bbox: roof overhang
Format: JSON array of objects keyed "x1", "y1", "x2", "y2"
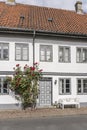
[{"x1": 0, "y1": 26, "x2": 87, "y2": 39}]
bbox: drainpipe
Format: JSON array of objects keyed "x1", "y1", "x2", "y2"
[{"x1": 33, "y1": 30, "x2": 36, "y2": 66}]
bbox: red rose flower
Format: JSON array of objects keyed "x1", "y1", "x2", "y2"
[
  {"x1": 30, "y1": 67, "x2": 35, "y2": 71},
  {"x1": 24, "y1": 66, "x2": 26, "y2": 69},
  {"x1": 32, "y1": 74, "x2": 35, "y2": 76},
  {"x1": 13, "y1": 67, "x2": 15, "y2": 70},
  {"x1": 34, "y1": 62, "x2": 38, "y2": 65},
  {"x1": 39, "y1": 69, "x2": 43, "y2": 72},
  {"x1": 16, "y1": 64, "x2": 20, "y2": 67}
]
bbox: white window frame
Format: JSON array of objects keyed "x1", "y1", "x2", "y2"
[
  {"x1": 77, "y1": 78, "x2": 87, "y2": 94},
  {"x1": 76, "y1": 47, "x2": 87, "y2": 63},
  {"x1": 0, "y1": 43, "x2": 9, "y2": 60},
  {"x1": 40, "y1": 45, "x2": 53, "y2": 62},
  {"x1": 15, "y1": 43, "x2": 29, "y2": 61},
  {"x1": 59, "y1": 46, "x2": 70, "y2": 63},
  {"x1": 0, "y1": 77, "x2": 9, "y2": 94},
  {"x1": 59, "y1": 78, "x2": 71, "y2": 95}
]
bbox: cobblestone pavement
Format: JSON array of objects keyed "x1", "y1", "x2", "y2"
[{"x1": 0, "y1": 107, "x2": 87, "y2": 119}]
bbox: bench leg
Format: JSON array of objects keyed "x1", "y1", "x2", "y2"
[
  {"x1": 76, "y1": 104, "x2": 80, "y2": 108},
  {"x1": 78, "y1": 104, "x2": 80, "y2": 108},
  {"x1": 62, "y1": 104, "x2": 64, "y2": 109},
  {"x1": 60, "y1": 103, "x2": 64, "y2": 109}
]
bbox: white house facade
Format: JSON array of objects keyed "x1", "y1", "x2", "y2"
[
  {"x1": 35, "y1": 36, "x2": 87, "y2": 107},
  {"x1": 0, "y1": 0, "x2": 87, "y2": 109}
]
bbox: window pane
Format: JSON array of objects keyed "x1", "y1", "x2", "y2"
[
  {"x1": 47, "y1": 50, "x2": 51, "y2": 61},
  {"x1": 59, "y1": 79, "x2": 70, "y2": 94},
  {"x1": 40, "y1": 49, "x2": 45, "y2": 61},
  {"x1": 22, "y1": 47, "x2": 28, "y2": 60},
  {"x1": 82, "y1": 49, "x2": 87, "y2": 62},
  {"x1": 16, "y1": 46, "x2": 21, "y2": 60},
  {"x1": 0, "y1": 46, "x2": 1, "y2": 59},
  {"x1": 0, "y1": 78, "x2": 9, "y2": 94},
  {"x1": 59, "y1": 79, "x2": 64, "y2": 94},
  {"x1": 77, "y1": 79, "x2": 82, "y2": 93},
  {"x1": 40, "y1": 45, "x2": 52, "y2": 62},
  {"x1": 0, "y1": 78, "x2": 1, "y2": 93},
  {"x1": 0, "y1": 44, "x2": 9, "y2": 60},
  {"x1": 41, "y1": 55, "x2": 45, "y2": 61},
  {"x1": 66, "y1": 79, "x2": 70, "y2": 84},
  {"x1": 66, "y1": 79, "x2": 70, "y2": 93},
  {"x1": 59, "y1": 47, "x2": 63, "y2": 62},
  {"x1": 16, "y1": 44, "x2": 29, "y2": 61},
  {"x1": 3, "y1": 46, "x2": 8, "y2": 59},
  {"x1": 3, "y1": 82, "x2": 8, "y2": 94},
  {"x1": 65, "y1": 48, "x2": 69, "y2": 62},
  {"x1": 46, "y1": 46, "x2": 52, "y2": 61},
  {"x1": 77, "y1": 48, "x2": 81, "y2": 62},
  {"x1": 83, "y1": 79, "x2": 87, "y2": 93}
]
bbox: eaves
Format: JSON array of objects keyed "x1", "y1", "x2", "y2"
[{"x1": 0, "y1": 26, "x2": 87, "y2": 39}]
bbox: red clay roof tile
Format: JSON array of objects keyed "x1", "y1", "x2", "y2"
[{"x1": 0, "y1": 2, "x2": 87, "y2": 35}]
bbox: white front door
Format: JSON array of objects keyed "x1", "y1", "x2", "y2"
[{"x1": 39, "y1": 78, "x2": 52, "y2": 106}]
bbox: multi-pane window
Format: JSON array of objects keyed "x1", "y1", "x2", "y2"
[
  {"x1": 77, "y1": 48, "x2": 87, "y2": 63},
  {"x1": 0, "y1": 43, "x2": 9, "y2": 60},
  {"x1": 59, "y1": 78, "x2": 71, "y2": 94},
  {"x1": 77, "y1": 79, "x2": 87, "y2": 94},
  {"x1": 40, "y1": 45, "x2": 52, "y2": 62},
  {"x1": 15, "y1": 43, "x2": 29, "y2": 61},
  {"x1": 0, "y1": 77, "x2": 9, "y2": 94},
  {"x1": 59, "y1": 46, "x2": 70, "y2": 62}
]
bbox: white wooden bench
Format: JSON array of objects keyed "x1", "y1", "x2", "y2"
[{"x1": 58, "y1": 98, "x2": 80, "y2": 109}]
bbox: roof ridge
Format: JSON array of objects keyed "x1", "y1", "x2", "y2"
[{"x1": 0, "y1": 1, "x2": 75, "y2": 13}]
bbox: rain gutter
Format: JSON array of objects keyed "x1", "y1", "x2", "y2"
[{"x1": 0, "y1": 26, "x2": 87, "y2": 39}]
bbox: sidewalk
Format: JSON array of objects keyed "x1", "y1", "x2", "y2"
[{"x1": 0, "y1": 107, "x2": 87, "y2": 119}]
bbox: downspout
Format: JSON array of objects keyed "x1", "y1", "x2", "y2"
[{"x1": 33, "y1": 30, "x2": 36, "y2": 66}]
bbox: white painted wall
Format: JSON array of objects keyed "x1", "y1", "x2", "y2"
[
  {"x1": 0, "y1": 36, "x2": 33, "y2": 71},
  {"x1": 0, "y1": 95, "x2": 20, "y2": 104},
  {"x1": 0, "y1": 35, "x2": 87, "y2": 106},
  {"x1": 35, "y1": 38, "x2": 87, "y2": 105},
  {"x1": 52, "y1": 76, "x2": 87, "y2": 104},
  {"x1": 35, "y1": 39, "x2": 87, "y2": 73},
  {"x1": 41, "y1": 74, "x2": 87, "y2": 106}
]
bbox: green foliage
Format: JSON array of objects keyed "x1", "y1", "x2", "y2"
[{"x1": 6, "y1": 63, "x2": 42, "y2": 109}]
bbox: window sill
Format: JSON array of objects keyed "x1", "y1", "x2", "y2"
[
  {"x1": 59, "y1": 61, "x2": 71, "y2": 63},
  {"x1": 0, "y1": 93, "x2": 9, "y2": 95},
  {"x1": 15, "y1": 60, "x2": 29, "y2": 61},
  {"x1": 77, "y1": 93, "x2": 87, "y2": 95},
  {"x1": 40, "y1": 61, "x2": 53, "y2": 62},
  {"x1": 76, "y1": 62, "x2": 87, "y2": 63},
  {"x1": 59, "y1": 93, "x2": 71, "y2": 95}
]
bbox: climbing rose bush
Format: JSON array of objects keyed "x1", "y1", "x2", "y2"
[{"x1": 7, "y1": 63, "x2": 43, "y2": 109}]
